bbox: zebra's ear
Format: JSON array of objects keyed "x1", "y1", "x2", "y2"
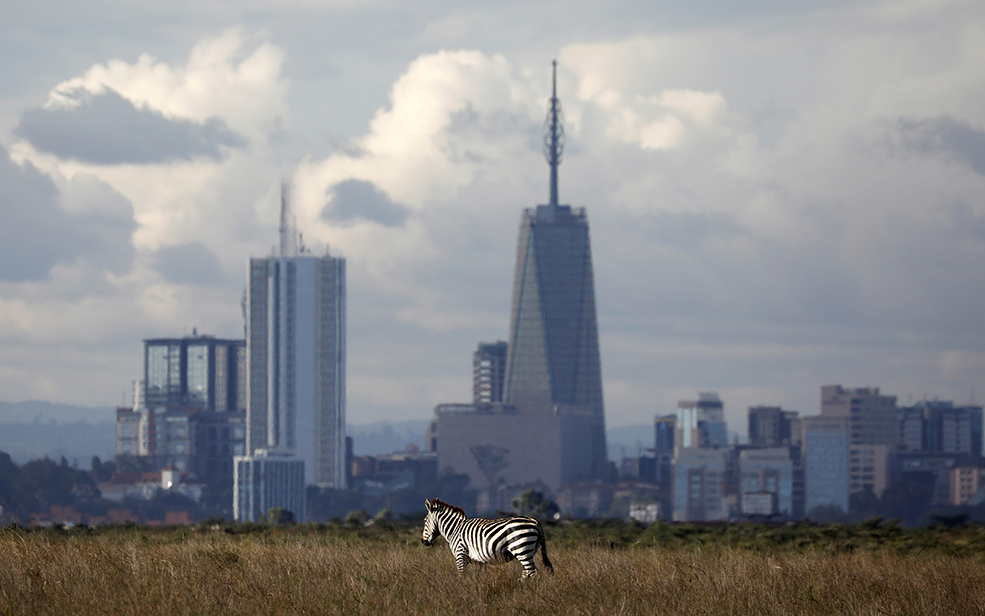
[{"x1": 425, "y1": 499, "x2": 432, "y2": 511}]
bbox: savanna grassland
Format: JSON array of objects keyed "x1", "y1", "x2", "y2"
[{"x1": 2, "y1": 519, "x2": 985, "y2": 615}]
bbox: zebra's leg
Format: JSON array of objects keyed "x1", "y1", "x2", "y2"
[
  {"x1": 454, "y1": 547, "x2": 469, "y2": 574},
  {"x1": 517, "y1": 555, "x2": 537, "y2": 579}
]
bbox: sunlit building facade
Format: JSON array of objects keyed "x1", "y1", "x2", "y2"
[
  {"x1": 245, "y1": 252, "x2": 346, "y2": 489},
  {"x1": 233, "y1": 450, "x2": 306, "y2": 522}
]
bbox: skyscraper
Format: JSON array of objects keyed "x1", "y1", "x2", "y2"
[
  {"x1": 433, "y1": 61, "x2": 608, "y2": 492},
  {"x1": 503, "y1": 62, "x2": 603, "y2": 419},
  {"x1": 820, "y1": 385, "x2": 897, "y2": 497},
  {"x1": 235, "y1": 184, "x2": 346, "y2": 523}
]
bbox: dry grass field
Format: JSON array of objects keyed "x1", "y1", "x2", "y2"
[{"x1": 1, "y1": 524, "x2": 984, "y2": 615}]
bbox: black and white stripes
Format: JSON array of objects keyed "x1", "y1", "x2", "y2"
[{"x1": 421, "y1": 498, "x2": 554, "y2": 578}]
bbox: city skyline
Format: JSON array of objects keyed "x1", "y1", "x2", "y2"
[{"x1": 2, "y1": 2, "x2": 985, "y2": 436}]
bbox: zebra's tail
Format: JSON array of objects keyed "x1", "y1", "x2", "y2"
[{"x1": 538, "y1": 520, "x2": 554, "y2": 574}]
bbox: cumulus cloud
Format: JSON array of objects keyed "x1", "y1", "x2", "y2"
[
  {"x1": 889, "y1": 116, "x2": 985, "y2": 176},
  {"x1": 0, "y1": 148, "x2": 136, "y2": 281},
  {"x1": 602, "y1": 89, "x2": 730, "y2": 151},
  {"x1": 4, "y1": 5, "x2": 985, "y2": 428},
  {"x1": 322, "y1": 179, "x2": 409, "y2": 227},
  {"x1": 41, "y1": 28, "x2": 288, "y2": 145},
  {"x1": 296, "y1": 49, "x2": 540, "y2": 221},
  {"x1": 16, "y1": 87, "x2": 245, "y2": 164},
  {"x1": 9, "y1": 28, "x2": 291, "y2": 270}
]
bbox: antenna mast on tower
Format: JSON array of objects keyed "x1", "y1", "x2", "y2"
[
  {"x1": 278, "y1": 180, "x2": 297, "y2": 257},
  {"x1": 543, "y1": 59, "x2": 565, "y2": 207}
]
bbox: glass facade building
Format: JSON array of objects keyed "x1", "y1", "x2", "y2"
[
  {"x1": 899, "y1": 400, "x2": 984, "y2": 456},
  {"x1": 505, "y1": 204, "x2": 603, "y2": 415},
  {"x1": 431, "y1": 64, "x2": 608, "y2": 491},
  {"x1": 802, "y1": 416, "x2": 850, "y2": 513},
  {"x1": 676, "y1": 392, "x2": 728, "y2": 450},
  {"x1": 502, "y1": 202, "x2": 608, "y2": 481},
  {"x1": 143, "y1": 335, "x2": 245, "y2": 411}
]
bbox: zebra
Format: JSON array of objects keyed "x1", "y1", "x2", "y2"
[{"x1": 421, "y1": 498, "x2": 554, "y2": 578}]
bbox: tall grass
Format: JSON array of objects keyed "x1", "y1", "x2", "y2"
[{"x1": 1, "y1": 526, "x2": 984, "y2": 615}]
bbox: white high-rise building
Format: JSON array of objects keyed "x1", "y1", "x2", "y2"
[
  {"x1": 244, "y1": 252, "x2": 346, "y2": 488},
  {"x1": 234, "y1": 450, "x2": 306, "y2": 523},
  {"x1": 234, "y1": 185, "x2": 347, "y2": 522}
]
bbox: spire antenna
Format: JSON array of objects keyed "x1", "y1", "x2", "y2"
[
  {"x1": 278, "y1": 180, "x2": 297, "y2": 257},
  {"x1": 543, "y1": 59, "x2": 565, "y2": 207}
]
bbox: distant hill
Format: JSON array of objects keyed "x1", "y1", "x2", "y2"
[
  {"x1": 0, "y1": 419, "x2": 116, "y2": 466},
  {"x1": 0, "y1": 400, "x2": 116, "y2": 424}
]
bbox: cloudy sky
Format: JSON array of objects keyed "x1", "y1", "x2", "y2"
[{"x1": 2, "y1": 0, "x2": 984, "y2": 435}]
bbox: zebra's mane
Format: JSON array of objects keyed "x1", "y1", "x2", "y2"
[{"x1": 432, "y1": 499, "x2": 467, "y2": 519}]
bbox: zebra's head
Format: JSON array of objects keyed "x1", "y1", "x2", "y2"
[{"x1": 422, "y1": 498, "x2": 439, "y2": 546}]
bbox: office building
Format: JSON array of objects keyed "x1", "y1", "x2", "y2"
[
  {"x1": 898, "y1": 406, "x2": 925, "y2": 452},
  {"x1": 653, "y1": 415, "x2": 676, "y2": 488},
  {"x1": 950, "y1": 467, "x2": 983, "y2": 505},
  {"x1": 802, "y1": 416, "x2": 850, "y2": 514},
  {"x1": 748, "y1": 406, "x2": 800, "y2": 449},
  {"x1": 194, "y1": 410, "x2": 247, "y2": 486},
  {"x1": 432, "y1": 62, "x2": 607, "y2": 492},
  {"x1": 143, "y1": 333, "x2": 246, "y2": 411},
  {"x1": 233, "y1": 450, "x2": 306, "y2": 522},
  {"x1": 821, "y1": 385, "x2": 898, "y2": 496},
  {"x1": 473, "y1": 341, "x2": 507, "y2": 404},
  {"x1": 821, "y1": 385, "x2": 897, "y2": 446},
  {"x1": 676, "y1": 393, "x2": 728, "y2": 450},
  {"x1": 890, "y1": 451, "x2": 976, "y2": 506},
  {"x1": 234, "y1": 184, "x2": 346, "y2": 522},
  {"x1": 115, "y1": 407, "x2": 245, "y2": 484},
  {"x1": 848, "y1": 444, "x2": 890, "y2": 497},
  {"x1": 434, "y1": 402, "x2": 602, "y2": 492},
  {"x1": 899, "y1": 400, "x2": 983, "y2": 456},
  {"x1": 243, "y1": 186, "x2": 346, "y2": 489},
  {"x1": 739, "y1": 448, "x2": 794, "y2": 517},
  {"x1": 673, "y1": 448, "x2": 726, "y2": 522}
]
